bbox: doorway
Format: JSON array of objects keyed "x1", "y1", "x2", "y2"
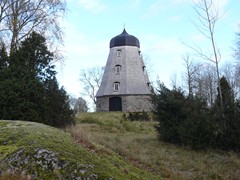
[{"x1": 109, "y1": 97, "x2": 122, "y2": 111}]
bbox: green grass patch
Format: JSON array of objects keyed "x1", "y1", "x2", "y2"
[
  {"x1": 76, "y1": 112, "x2": 156, "y2": 133},
  {"x1": 0, "y1": 120, "x2": 161, "y2": 179},
  {"x1": 71, "y1": 112, "x2": 240, "y2": 179}
]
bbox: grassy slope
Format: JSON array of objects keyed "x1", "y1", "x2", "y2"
[
  {"x1": 0, "y1": 120, "x2": 161, "y2": 179},
  {"x1": 70, "y1": 112, "x2": 240, "y2": 179}
]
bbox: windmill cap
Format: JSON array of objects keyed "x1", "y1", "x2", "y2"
[{"x1": 110, "y1": 29, "x2": 140, "y2": 48}]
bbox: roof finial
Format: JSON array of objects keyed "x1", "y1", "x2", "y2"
[{"x1": 123, "y1": 23, "x2": 126, "y2": 30}]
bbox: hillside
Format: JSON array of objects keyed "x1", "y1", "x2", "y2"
[
  {"x1": 70, "y1": 112, "x2": 240, "y2": 179},
  {"x1": 1, "y1": 113, "x2": 240, "y2": 179},
  {"x1": 0, "y1": 120, "x2": 160, "y2": 179}
]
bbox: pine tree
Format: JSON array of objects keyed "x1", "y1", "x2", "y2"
[
  {"x1": 1, "y1": 32, "x2": 54, "y2": 122},
  {"x1": 213, "y1": 76, "x2": 240, "y2": 150},
  {"x1": 152, "y1": 82, "x2": 214, "y2": 149},
  {"x1": 0, "y1": 44, "x2": 8, "y2": 70},
  {"x1": 152, "y1": 83, "x2": 186, "y2": 144},
  {"x1": 0, "y1": 44, "x2": 9, "y2": 118},
  {"x1": 44, "y1": 77, "x2": 75, "y2": 128},
  {"x1": 0, "y1": 32, "x2": 75, "y2": 127}
]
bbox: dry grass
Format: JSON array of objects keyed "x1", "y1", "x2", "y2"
[
  {"x1": 0, "y1": 171, "x2": 31, "y2": 180},
  {"x1": 67, "y1": 112, "x2": 240, "y2": 179}
]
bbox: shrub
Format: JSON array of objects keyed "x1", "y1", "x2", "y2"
[
  {"x1": 152, "y1": 83, "x2": 214, "y2": 149},
  {"x1": 152, "y1": 84, "x2": 187, "y2": 144},
  {"x1": 178, "y1": 97, "x2": 214, "y2": 149}
]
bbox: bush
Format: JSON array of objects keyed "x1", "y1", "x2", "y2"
[
  {"x1": 152, "y1": 84, "x2": 187, "y2": 144},
  {"x1": 178, "y1": 97, "x2": 215, "y2": 149},
  {"x1": 152, "y1": 83, "x2": 215, "y2": 149}
]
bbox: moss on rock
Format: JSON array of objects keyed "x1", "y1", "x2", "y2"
[{"x1": 0, "y1": 120, "x2": 160, "y2": 179}]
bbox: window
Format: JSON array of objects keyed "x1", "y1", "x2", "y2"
[
  {"x1": 147, "y1": 82, "x2": 152, "y2": 90},
  {"x1": 115, "y1": 65, "x2": 121, "y2": 75},
  {"x1": 138, "y1": 50, "x2": 141, "y2": 56},
  {"x1": 113, "y1": 82, "x2": 120, "y2": 91},
  {"x1": 142, "y1": 66, "x2": 147, "y2": 75},
  {"x1": 117, "y1": 49, "x2": 122, "y2": 57}
]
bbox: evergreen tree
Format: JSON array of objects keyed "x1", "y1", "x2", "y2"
[
  {"x1": 179, "y1": 96, "x2": 213, "y2": 149},
  {"x1": 214, "y1": 76, "x2": 235, "y2": 119},
  {"x1": 0, "y1": 44, "x2": 9, "y2": 118},
  {"x1": 44, "y1": 77, "x2": 75, "y2": 128},
  {"x1": 0, "y1": 32, "x2": 75, "y2": 127},
  {"x1": 0, "y1": 44, "x2": 8, "y2": 70},
  {"x1": 152, "y1": 83, "x2": 186, "y2": 144},
  {"x1": 0, "y1": 32, "x2": 53, "y2": 122},
  {"x1": 213, "y1": 76, "x2": 240, "y2": 150},
  {"x1": 152, "y1": 82, "x2": 214, "y2": 149}
]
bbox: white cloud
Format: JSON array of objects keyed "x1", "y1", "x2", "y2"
[
  {"x1": 142, "y1": 35, "x2": 186, "y2": 55},
  {"x1": 62, "y1": 21, "x2": 107, "y2": 61},
  {"x1": 143, "y1": 0, "x2": 189, "y2": 19},
  {"x1": 215, "y1": 0, "x2": 230, "y2": 14},
  {"x1": 77, "y1": 0, "x2": 106, "y2": 13},
  {"x1": 139, "y1": 34, "x2": 188, "y2": 86}
]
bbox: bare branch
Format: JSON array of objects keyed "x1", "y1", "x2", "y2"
[
  {"x1": 79, "y1": 66, "x2": 104, "y2": 108},
  {"x1": 182, "y1": 40, "x2": 215, "y2": 63},
  {"x1": 0, "y1": 0, "x2": 66, "y2": 58}
]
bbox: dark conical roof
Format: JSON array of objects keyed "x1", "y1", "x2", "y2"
[{"x1": 110, "y1": 29, "x2": 140, "y2": 48}]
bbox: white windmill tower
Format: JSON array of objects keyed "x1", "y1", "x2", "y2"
[{"x1": 96, "y1": 29, "x2": 151, "y2": 112}]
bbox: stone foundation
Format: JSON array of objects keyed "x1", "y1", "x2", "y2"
[{"x1": 96, "y1": 95, "x2": 151, "y2": 112}]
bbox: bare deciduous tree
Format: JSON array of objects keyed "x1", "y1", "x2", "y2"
[
  {"x1": 185, "y1": 0, "x2": 225, "y2": 126},
  {"x1": 0, "y1": 0, "x2": 66, "y2": 56},
  {"x1": 233, "y1": 33, "x2": 240, "y2": 99},
  {"x1": 142, "y1": 54, "x2": 153, "y2": 81},
  {"x1": 170, "y1": 72, "x2": 178, "y2": 90},
  {"x1": 234, "y1": 64, "x2": 240, "y2": 99},
  {"x1": 79, "y1": 66, "x2": 104, "y2": 108},
  {"x1": 196, "y1": 63, "x2": 217, "y2": 106},
  {"x1": 234, "y1": 32, "x2": 240, "y2": 60},
  {"x1": 69, "y1": 96, "x2": 89, "y2": 113},
  {"x1": 182, "y1": 54, "x2": 200, "y2": 96}
]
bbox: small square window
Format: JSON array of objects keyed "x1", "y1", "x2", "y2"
[{"x1": 117, "y1": 50, "x2": 122, "y2": 57}]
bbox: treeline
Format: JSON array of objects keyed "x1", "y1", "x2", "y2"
[{"x1": 0, "y1": 32, "x2": 75, "y2": 128}]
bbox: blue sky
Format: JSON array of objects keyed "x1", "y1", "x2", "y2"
[{"x1": 56, "y1": 0, "x2": 240, "y2": 99}]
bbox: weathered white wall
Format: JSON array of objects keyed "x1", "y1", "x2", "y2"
[{"x1": 96, "y1": 95, "x2": 151, "y2": 112}]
